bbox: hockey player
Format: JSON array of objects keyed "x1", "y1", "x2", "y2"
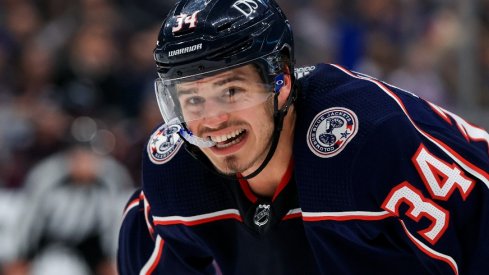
[{"x1": 118, "y1": 0, "x2": 489, "y2": 274}]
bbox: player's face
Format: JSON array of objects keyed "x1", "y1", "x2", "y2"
[{"x1": 177, "y1": 65, "x2": 274, "y2": 175}]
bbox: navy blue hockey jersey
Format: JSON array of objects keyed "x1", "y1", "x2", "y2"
[{"x1": 118, "y1": 64, "x2": 489, "y2": 274}]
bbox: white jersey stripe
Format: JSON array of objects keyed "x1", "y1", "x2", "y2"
[
  {"x1": 427, "y1": 102, "x2": 452, "y2": 124},
  {"x1": 439, "y1": 106, "x2": 489, "y2": 151},
  {"x1": 140, "y1": 235, "x2": 164, "y2": 275},
  {"x1": 153, "y1": 209, "x2": 242, "y2": 226},
  {"x1": 331, "y1": 64, "x2": 489, "y2": 190},
  {"x1": 142, "y1": 192, "x2": 154, "y2": 235},
  {"x1": 399, "y1": 220, "x2": 458, "y2": 275},
  {"x1": 121, "y1": 198, "x2": 140, "y2": 222},
  {"x1": 285, "y1": 208, "x2": 302, "y2": 216},
  {"x1": 302, "y1": 210, "x2": 393, "y2": 221},
  {"x1": 282, "y1": 208, "x2": 303, "y2": 220},
  {"x1": 302, "y1": 210, "x2": 391, "y2": 217}
]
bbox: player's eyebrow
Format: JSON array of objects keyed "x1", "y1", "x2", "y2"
[
  {"x1": 177, "y1": 74, "x2": 247, "y2": 97},
  {"x1": 177, "y1": 88, "x2": 197, "y2": 97},
  {"x1": 212, "y1": 74, "x2": 247, "y2": 87}
]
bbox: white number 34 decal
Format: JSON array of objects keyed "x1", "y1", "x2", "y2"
[
  {"x1": 381, "y1": 145, "x2": 475, "y2": 244},
  {"x1": 172, "y1": 11, "x2": 199, "y2": 33}
]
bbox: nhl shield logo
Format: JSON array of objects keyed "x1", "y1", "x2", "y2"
[
  {"x1": 253, "y1": 204, "x2": 271, "y2": 227},
  {"x1": 307, "y1": 107, "x2": 358, "y2": 158},
  {"x1": 147, "y1": 123, "x2": 183, "y2": 165}
]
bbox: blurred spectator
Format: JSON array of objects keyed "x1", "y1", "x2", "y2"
[
  {"x1": 0, "y1": 31, "x2": 15, "y2": 96},
  {"x1": 110, "y1": 92, "x2": 163, "y2": 183},
  {"x1": 287, "y1": 0, "x2": 340, "y2": 66},
  {"x1": 3, "y1": 1, "x2": 43, "y2": 46},
  {"x1": 355, "y1": 30, "x2": 400, "y2": 79},
  {"x1": 0, "y1": 104, "x2": 29, "y2": 188},
  {"x1": 387, "y1": 41, "x2": 449, "y2": 107},
  {"x1": 0, "y1": 102, "x2": 70, "y2": 188},
  {"x1": 16, "y1": 41, "x2": 56, "y2": 100},
  {"x1": 2, "y1": 142, "x2": 134, "y2": 275},
  {"x1": 55, "y1": 21, "x2": 122, "y2": 117},
  {"x1": 0, "y1": 190, "x2": 25, "y2": 264},
  {"x1": 116, "y1": 23, "x2": 160, "y2": 117},
  {"x1": 479, "y1": 0, "x2": 489, "y2": 106}
]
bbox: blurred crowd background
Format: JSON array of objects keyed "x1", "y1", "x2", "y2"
[{"x1": 0, "y1": 0, "x2": 488, "y2": 274}]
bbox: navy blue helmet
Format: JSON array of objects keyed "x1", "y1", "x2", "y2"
[{"x1": 154, "y1": 0, "x2": 294, "y2": 82}]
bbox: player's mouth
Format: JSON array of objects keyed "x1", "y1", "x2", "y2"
[{"x1": 208, "y1": 128, "x2": 247, "y2": 154}]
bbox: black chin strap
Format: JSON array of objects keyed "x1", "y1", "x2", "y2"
[{"x1": 184, "y1": 83, "x2": 298, "y2": 180}]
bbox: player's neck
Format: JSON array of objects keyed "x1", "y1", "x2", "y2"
[{"x1": 245, "y1": 107, "x2": 296, "y2": 198}]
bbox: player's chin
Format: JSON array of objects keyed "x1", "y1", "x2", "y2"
[{"x1": 213, "y1": 156, "x2": 247, "y2": 176}]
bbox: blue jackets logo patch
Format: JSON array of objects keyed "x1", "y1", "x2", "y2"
[
  {"x1": 147, "y1": 124, "x2": 183, "y2": 165},
  {"x1": 307, "y1": 107, "x2": 359, "y2": 158}
]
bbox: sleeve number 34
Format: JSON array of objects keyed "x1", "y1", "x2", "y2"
[{"x1": 381, "y1": 144, "x2": 475, "y2": 244}]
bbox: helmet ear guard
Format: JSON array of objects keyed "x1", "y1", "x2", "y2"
[{"x1": 274, "y1": 74, "x2": 285, "y2": 94}]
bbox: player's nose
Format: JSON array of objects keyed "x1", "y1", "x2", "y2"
[{"x1": 201, "y1": 111, "x2": 230, "y2": 128}]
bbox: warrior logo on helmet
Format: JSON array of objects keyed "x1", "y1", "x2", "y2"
[
  {"x1": 147, "y1": 124, "x2": 183, "y2": 165},
  {"x1": 307, "y1": 107, "x2": 358, "y2": 158}
]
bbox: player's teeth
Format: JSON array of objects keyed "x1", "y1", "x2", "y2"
[
  {"x1": 210, "y1": 129, "x2": 244, "y2": 143},
  {"x1": 215, "y1": 134, "x2": 244, "y2": 148}
]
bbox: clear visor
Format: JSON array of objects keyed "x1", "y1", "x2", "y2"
[{"x1": 155, "y1": 64, "x2": 274, "y2": 127}]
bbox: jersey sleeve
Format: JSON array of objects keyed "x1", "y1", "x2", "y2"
[
  {"x1": 301, "y1": 114, "x2": 453, "y2": 274},
  {"x1": 117, "y1": 189, "x2": 155, "y2": 274},
  {"x1": 299, "y1": 103, "x2": 489, "y2": 274},
  {"x1": 117, "y1": 190, "x2": 218, "y2": 275},
  {"x1": 350, "y1": 110, "x2": 489, "y2": 274}
]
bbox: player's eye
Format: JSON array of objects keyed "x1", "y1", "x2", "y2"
[
  {"x1": 221, "y1": 87, "x2": 244, "y2": 102},
  {"x1": 225, "y1": 87, "x2": 237, "y2": 97},
  {"x1": 186, "y1": 96, "x2": 205, "y2": 106}
]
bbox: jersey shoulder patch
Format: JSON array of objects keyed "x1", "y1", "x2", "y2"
[
  {"x1": 306, "y1": 107, "x2": 359, "y2": 158},
  {"x1": 147, "y1": 123, "x2": 183, "y2": 165}
]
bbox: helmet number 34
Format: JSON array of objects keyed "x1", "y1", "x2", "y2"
[{"x1": 172, "y1": 11, "x2": 199, "y2": 33}]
